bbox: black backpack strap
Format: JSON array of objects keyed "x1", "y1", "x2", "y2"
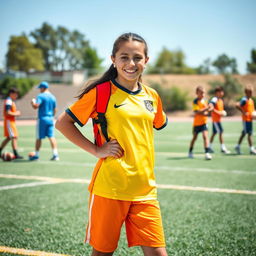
[{"x1": 93, "y1": 81, "x2": 111, "y2": 146}]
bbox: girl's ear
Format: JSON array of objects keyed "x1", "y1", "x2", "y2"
[
  {"x1": 145, "y1": 57, "x2": 149, "y2": 65},
  {"x1": 111, "y1": 55, "x2": 115, "y2": 65}
]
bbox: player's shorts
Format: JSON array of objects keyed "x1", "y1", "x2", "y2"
[
  {"x1": 242, "y1": 121, "x2": 253, "y2": 135},
  {"x1": 85, "y1": 194, "x2": 166, "y2": 253},
  {"x1": 36, "y1": 117, "x2": 54, "y2": 139},
  {"x1": 193, "y1": 124, "x2": 208, "y2": 134},
  {"x1": 212, "y1": 122, "x2": 223, "y2": 134},
  {"x1": 4, "y1": 120, "x2": 18, "y2": 138}
]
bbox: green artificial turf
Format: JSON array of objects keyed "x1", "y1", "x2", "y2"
[{"x1": 0, "y1": 121, "x2": 255, "y2": 255}]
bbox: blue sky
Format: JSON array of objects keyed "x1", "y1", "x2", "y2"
[{"x1": 1, "y1": 0, "x2": 255, "y2": 73}]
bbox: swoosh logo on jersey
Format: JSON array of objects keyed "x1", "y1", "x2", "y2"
[{"x1": 114, "y1": 103, "x2": 127, "y2": 108}]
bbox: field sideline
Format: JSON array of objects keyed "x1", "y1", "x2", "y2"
[{"x1": 0, "y1": 121, "x2": 256, "y2": 256}]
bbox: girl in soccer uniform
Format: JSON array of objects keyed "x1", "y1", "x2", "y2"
[{"x1": 56, "y1": 33, "x2": 168, "y2": 256}]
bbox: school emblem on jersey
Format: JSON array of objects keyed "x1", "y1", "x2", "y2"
[{"x1": 144, "y1": 100, "x2": 154, "y2": 112}]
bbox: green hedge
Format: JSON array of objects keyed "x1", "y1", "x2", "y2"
[
  {"x1": 150, "y1": 82, "x2": 188, "y2": 112},
  {"x1": 0, "y1": 77, "x2": 38, "y2": 98}
]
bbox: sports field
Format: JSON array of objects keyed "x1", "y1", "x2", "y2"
[{"x1": 0, "y1": 120, "x2": 256, "y2": 256}]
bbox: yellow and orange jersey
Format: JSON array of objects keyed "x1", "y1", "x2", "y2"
[
  {"x1": 192, "y1": 97, "x2": 208, "y2": 126},
  {"x1": 210, "y1": 96, "x2": 224, "y2": 122},
  {"x1": 3, "y1": 97, "x2": 16, "y2": 121},
  {"x1": 66, "y1": 80, "x2": 167, "y2": 201},
  {"x1": 239, "y1": 97, "x2": 255, "y2": 122}
]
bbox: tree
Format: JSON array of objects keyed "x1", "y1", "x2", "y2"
[
  {"x1": 197, "y1": 58, "x2": 212, "y2": 74},
  {"x1": 212, "y1": 54, "x2": 238, "y2": 74},
  {"x1": 149, "y1": 47, "x2": 196, "y2": 74},
  {"x1": 30, "y1": 22, "x2": 57, "y2": 70},
  {"x1": 247, "y1": 49, "x2": 256, "y2": 73},
  {"x1": 31, "y1": 23, "x2": 91, "y2": 71},
  {"x1": 83, "y1": 47, "x2": 103, "y2": 76},
  {"x1": 66, "y1": 29, "x2": 89, "y2": 70},
  {"x1": 6, "y1": 35, "x2": 44, "y2": 72}
]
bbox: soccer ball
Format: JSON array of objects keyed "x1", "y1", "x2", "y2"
[
  {"x1": 222, "y1": 110, "x2": 227, "y2": 117},
  {"x1": 1, "y1": 152, "x2": 15, "y2": 161},
  {"x1": 28, "y1": 152, "x2": 36, "y2": 159}
]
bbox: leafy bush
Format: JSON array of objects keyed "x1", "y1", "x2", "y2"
[
  {"x1": 208, "y1": 74, "x2": 243, "y2": 115},
  {"x1": 208, "y1": 74, "x2": 242, "y2": 104},
  {"x1": 150, "y1": 83, "x2": 188, "y2": 111},
  {"x1": 0, "y1": 77, "x2": 38, "y2": 98}
]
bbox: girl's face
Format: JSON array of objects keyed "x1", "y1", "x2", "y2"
[
  {"x1": 111, "y1": 40, "x2": 149, "y2": 87},
  {"x1": 245, "y1": 90, "x2": 252, "y2": 98},
  {"x1": 10, "y1": 92, "x2": 18, "y2": 100},
  {"x1": 197, "y1": 89, "x2": 205, "y2": 99},
  {"x1": 216, "y1": 90, "x2": 224, "y2": 98}
]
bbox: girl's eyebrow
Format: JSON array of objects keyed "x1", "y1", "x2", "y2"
[{"x1": 119, "y1": 52, "x2": 144, "y2": 57}]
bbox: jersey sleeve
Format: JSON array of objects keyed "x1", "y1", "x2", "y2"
[
  {"x1": 5, "y1": 99, "x2": 12, "y2": 111},
  {"x1": 66, "y1": 88, "x2": 96, "y2": 127},
  {"x1": 240, "y1": 97, "x2": 246, "y2": 107},
  {"x1": 210, "y1": 97, "x2": 217, "y2": 106},
  {"x1": 153, "y1": 93, "x2": 168, "y2": 130},
  {"x1": 192, "y1": 98, "x2": 199, "y2": 111}
]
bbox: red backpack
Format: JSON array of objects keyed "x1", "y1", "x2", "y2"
[{"x1": 92, "y1": 81, "x2": 112, "y2": 146}]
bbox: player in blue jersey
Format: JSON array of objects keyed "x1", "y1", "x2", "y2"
[{"x1": 30, "y1": 81, "x2": 59, "y2": 161}]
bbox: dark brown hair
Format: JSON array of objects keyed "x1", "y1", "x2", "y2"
[
  {"x1": 77, "y1": 32, "x2": 148, "y2": 99},
  {"x1": 8, "y1": 87, "x2": 19, "y2": 95},
  {"x1": 214, "y1": 86, "x2": 224, "y2": 93}
]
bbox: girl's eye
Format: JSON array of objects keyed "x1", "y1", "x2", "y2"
[
  {"x1": 134, "y1": 56, "x2": 143, "y2": 61},
  {"x1": 121, "y1": 56, "x2": 129, "y2": 60}
]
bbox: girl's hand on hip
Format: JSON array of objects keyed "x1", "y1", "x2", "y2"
[{"x1": 95, "y1": 140, "x2": 124, "y2": 159}]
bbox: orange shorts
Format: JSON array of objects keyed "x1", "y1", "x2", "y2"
[
  {"x1": 85, "y1": 194, "x2": 166, "y2": 253},
  {"x1": 4, "y1": 120, "x2": 18, "y2": 138}
]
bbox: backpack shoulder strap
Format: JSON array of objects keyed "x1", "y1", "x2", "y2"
[
  {"x1": 96, "y1": 81, "x2": 111, "y2": 114},
  {"x1": 93, "y1": 81, "x2": 111, "y2": 146}
]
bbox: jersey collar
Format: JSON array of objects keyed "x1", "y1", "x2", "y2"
[{"x1": 111, "y1": 79, "x2": 142, "y2": 95}]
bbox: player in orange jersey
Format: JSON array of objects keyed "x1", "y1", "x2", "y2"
[
  {"x1": 188, "y1": 86, "x2": 213, "y2": 160},
  {"x1": 0, "y1": 88, "x2": 23, "y2": 159},
  {"x1": 55, "y1": 33, "x2": 168, "y2": 256},
  {"x1": 208, "y1": 86, "x2": 230, "y2": 154},
  {"x1": 235, "y1": 86, "x2": 256, "y2": 155}
]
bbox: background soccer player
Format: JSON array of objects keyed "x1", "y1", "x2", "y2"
[
  {"x1": 30, "y1": 81, "x2": 59, "y2": 161},
  {"x1": 208, "y1": 86, "x2": 230, "y2": 154},
  {"x1": 0, "y1": 88, "x2": 23, "y2": 159},
  {"x1": 235, "y1": 86, "x2": 256, "y2": 155},
  {"x1": 188, "y1": 86, "x2": 212, "y2": 160}
]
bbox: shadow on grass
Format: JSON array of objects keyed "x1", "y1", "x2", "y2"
[
  {"x1": 166, "y1": 157, "x2": 191, "y2": 160},
  {"x1": 12, "y1": 159, "x2": 31, "y2": 163}
]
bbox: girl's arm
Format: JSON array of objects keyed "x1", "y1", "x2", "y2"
[
  {"x1": 55, "y1": 112, "x2": 123, "y2": 159},
  {"x1": 194, "y1": 105, "x2": 211, "y2": 116},
  {"x1": 235, "y1": 102, "x2": 246, "y2": 115},
  {"x1": 6, "y1": 110, "x2": 20, "y2": 116}
]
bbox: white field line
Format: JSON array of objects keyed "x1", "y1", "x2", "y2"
[
  {"x1": 24, "y1": 160, "x2": 256, "y2": 175},
  {"x1": 156, "y1": 166, "x2": 256, "y2": 175},
  {"x1": 0, "y1": 174, "x2": 91, "y2": 184},
  {"x1": 157, "y1": 184, "x2": 256, "y2": 195},
  {"x1": 0, "y1": 174, "x2": 256, "y2": 195},
  {"x1": 0, "y1": 246, "x2": 70, "y2": 256},
  {"x1": 0, "y1": 181, "x2": 55, "y2": 191}
]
